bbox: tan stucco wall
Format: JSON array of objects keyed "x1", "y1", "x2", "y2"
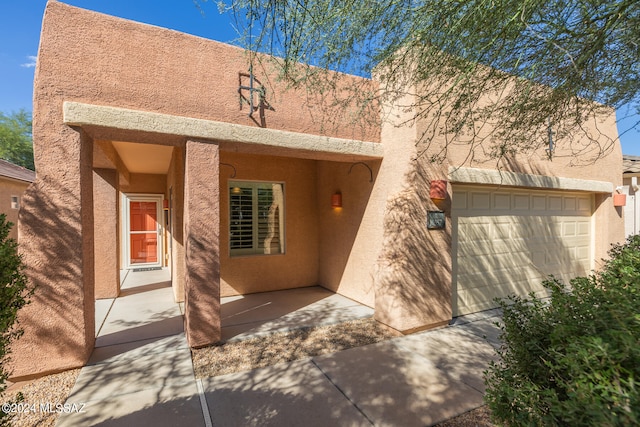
[
  {"x1": 219, "y1": 152, "x2": 319, "y2": 295},
  {"x1": 0, "y1": 177, "x2": 31, "y2": 241},
  {"x1": 437, "y1": 111, "x2": 622, "y2": 265},
  {"x1": 370, "y1": 90, "x2": 454, "y2": 331},
  {"x1": 316, "y1": 161, "x2": 381, "y2": 308},
  {"x1": 167, "y1": 146, "x2": 186, "y2": 303},
  {"x1": 120, "y1": 173, "x2": 166, "y2": 194},
  {"x1": 371, "y1": 81, "x2": 623, "y2": 332},
  {"x1": 184, "y1": 140, "x2": 220, "y2": 346},
  {"x1": 93, "y1": 168, "x2": 119, "y2": 299},
  {"x1": 39, "y1": 1, "x2": 379, "y2": 144},
  {"x1": 15, "y1": 126, "x2": 95, "y2": 379},
  {"x1": 220, "y1": 153, "x2": 385, "y2": 306}
]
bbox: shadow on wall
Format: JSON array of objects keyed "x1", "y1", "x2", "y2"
[
  {"x1": 183, "y1": 230, "x2": 221, "y2": 346},
  {"x1": 452, "y1": 214, "x2": 592, "y2": 315},
  {"x1": 374, "y1": 152, "x2": 600, "y2": 329},
  {"x1": 11, "y1": 177, "x2": 95, "y2": 377},
  {"x1": 452, "y1": 156, "x2": 600, "y2": 315},
  {"x1": 318, "y1": 160, "x2": 380, "y2": 304},
  {"x1": 238, "y1": 71, "x2": 276, "y2": 128},
  {"x1": 375, "y1": 160, "x2": 453, "y2": 329}
]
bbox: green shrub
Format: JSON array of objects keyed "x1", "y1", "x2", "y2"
[
  {"x1": 0, "y1": 214, "x2": 31, "y2": 426},
  {"x1": 485, "y1": 235, "x2": 640, "y2": 426}
]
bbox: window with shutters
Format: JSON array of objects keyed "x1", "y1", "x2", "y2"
[{"x1": 229, "y1": 181, "x2": 285, "y2": 256}]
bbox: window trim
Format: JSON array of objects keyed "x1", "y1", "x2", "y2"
[{"x1": 228, "y1": 179, "x2": 286, "y2": 257}]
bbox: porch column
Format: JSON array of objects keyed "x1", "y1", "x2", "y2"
[
  {"x1": 12, "y1": 127, "x2": 95, "y2": 379},
  {"x1": 93, "y1": 168, "x2": 120, "y2": 298},
  {"x1": 183, "y1": 140, "x2": 221, "y2": 347}
]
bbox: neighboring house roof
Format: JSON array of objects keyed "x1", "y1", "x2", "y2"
[
  {"x1": 623, "y1": 155, "x2": 640, "y2": 175},
  {"x1": 0, "y1": 159, "x2": 36, "y2": 183}
]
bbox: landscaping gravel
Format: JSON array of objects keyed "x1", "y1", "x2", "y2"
[
  {"x1": 1, "y1": 368, "x2": 80, "y2": 427},
  {"x1": 192, "y1": 318, "x2": 402, "y2": 378}
]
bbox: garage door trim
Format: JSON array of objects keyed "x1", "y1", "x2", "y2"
[{"x1": 449, "y1": 166, "x2": 613, "y2": 193}]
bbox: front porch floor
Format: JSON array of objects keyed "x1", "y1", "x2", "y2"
[
  {"x1": 96, "y1": 272, "x2": 374, "y2": 347},
  {"x1": 221, "y1": 286, "x2": 375, "y2": 342}
]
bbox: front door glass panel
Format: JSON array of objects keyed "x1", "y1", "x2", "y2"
[{"x1": 129, "y1": 201, "x2": 158, "y2": 264}]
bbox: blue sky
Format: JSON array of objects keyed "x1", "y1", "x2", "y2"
[{"x1": 1, "y1": 0, "x2": 639, "y2": 154}]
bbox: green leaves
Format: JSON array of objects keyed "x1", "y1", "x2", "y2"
[
  {"x1": 218, "y1": 0, "x2": 639, "y2": 162},
  {"x1": 0, "y1": 110, "x2": 34, "y2": 171},
  {"x1": 485, "y1": 235, "x2": 640, "y2": 426},
  {"x1": 0, "y1": 214, "x2": 32, "y2": 426}
]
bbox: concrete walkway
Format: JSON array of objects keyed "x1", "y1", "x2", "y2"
[{"x1": 57, "y1": 271, "x2": 501, "y2": 426}]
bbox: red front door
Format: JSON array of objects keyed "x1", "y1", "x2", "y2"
[{"x1": 129, "y1": 201, "x2": 159, "y2": 264}]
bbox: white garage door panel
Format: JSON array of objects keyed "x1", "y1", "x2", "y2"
[{"x1": 453, "y1": 186, "x2": 593, "y2": 316}]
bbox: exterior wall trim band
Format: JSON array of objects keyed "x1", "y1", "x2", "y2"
[
  {"x1": 449, "y1": 166, "x2": 613, "y2": 193},
  {"x1": 63, "y1": 101, "x2": 383, "y2": 160}
]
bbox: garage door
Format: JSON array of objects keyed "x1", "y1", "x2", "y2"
[{"x1": 452, "y1": 185, "x2": 593, "y2": 316}]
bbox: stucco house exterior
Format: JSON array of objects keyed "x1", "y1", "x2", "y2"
[
  {"x1": 621, "y1": 154, "x2": 640, "y2": 237},
  {"x1": 0, "y1": 159, "x2": 35, "y2": 240},
  {"x1": 11, "y1": 1, "x2": 623, "y2": 379}
]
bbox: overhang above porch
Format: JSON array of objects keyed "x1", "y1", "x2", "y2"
[{"x1": 64, "y1": 102, "x2": 384, "y2": 162}]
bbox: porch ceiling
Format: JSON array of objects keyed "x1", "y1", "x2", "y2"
[{"x1": 112, "y1": 141, "x2": 173, "y2": 174}]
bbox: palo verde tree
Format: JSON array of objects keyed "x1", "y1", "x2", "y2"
[
  {"x1": 210, "y1": 0, "x2": 639, "y2": 162},
  {"x1": 0, "y1": 110, "x2": 34, "y2": 171}
]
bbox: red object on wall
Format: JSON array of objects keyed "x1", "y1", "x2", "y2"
[
  {"x1": 332, "y1": 192, "x2": 342, "y2": 208},
  {"x1": 613, "y1": 193, "x2": 626, "y2": 207},
  {"x1": 429, "y1": 180, "x2": 448, "y2": 201}
]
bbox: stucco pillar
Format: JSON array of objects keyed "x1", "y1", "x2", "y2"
[
  {"x1": 183, "y1": 140, "x2": 220, "y2": 347},
  {"x1": 169, "y1": 147, "x2": 186, "y2": 303},
  {"x1": 93, "y1": 168, "x2": 120, "y2": 299},
  {"x1": 12, "y1": 127, "x2": 95, "y2": 379},
  {"x1": 374, "y1": 92, "x2": 452, "y2": 333}
]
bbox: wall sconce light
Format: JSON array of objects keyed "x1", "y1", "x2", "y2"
[
  {"x1": 332, "y1": 192, "x2": 342, "y2": 208},
  {"x1": 613, "y1": 191, "x2": 627, "y2": 207},
  {"x1": 429, "y1": 180, "x2": 448, "y2": 201}
]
